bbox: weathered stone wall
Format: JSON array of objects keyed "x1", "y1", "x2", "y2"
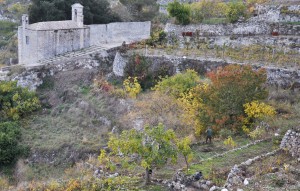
[
  {"x1": 19, "y1": 27, "x2": 90, "y2": 65},
  {"x1": 251, "y1": 5, "x2": 300, "y2": 23},
  {"x1": 165, "y1": 22, "x2": 300, "y2": 51},
  {"x1": 90, "y1": 21, "x2": 151, "y2": 45},
  {"x1": 19, "y1": 21, "x2": 151, "y2": 65},
  {"x1": 280, "y1": 127, "x2": 300, "y2": 160}
]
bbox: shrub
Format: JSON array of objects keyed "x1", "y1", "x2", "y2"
[
  {"x1": 225, "y1": 0, "x2": 246, "y2": 23},
  {"x1": 0, "y1": 81, "x2": 41, "y2": 121},
  {"x1": 153, "y1": 69, "x2": 200, "y2": 98},
  {"x1": 167, "y1": 1, "x2": 191, "y2": 25},
  {"x1": 0, "y1": 122, "x2": 22, "y2": 164},
  {"x1": 224, "y1": 136, "x2": 236, "y2": 148},
  {"x1": 123, "y1": 77, "x2": 142, "y2": 98},
  {"x1": 189, "y1": 1, "x2": 227, "y2": 23}
]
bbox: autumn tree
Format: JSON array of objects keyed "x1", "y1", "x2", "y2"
[
  {"x1": 200, "y1": 64, "x2": 268, "y2": 131},
  {"x1": 108, "y1": 123, "x2": 178, "y2": 185}
]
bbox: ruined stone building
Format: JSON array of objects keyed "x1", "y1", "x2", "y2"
[{"x1": 18, "y1": 3, "x2": 151, "y2": 65}]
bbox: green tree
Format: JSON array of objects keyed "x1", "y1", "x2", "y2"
[
  {"x1": 225, "y1": 0, "x2": 246, "y2": 23},
  {"x1": 153, "y1": 69, "x2": 200, "y2": 98},
  {"x1": 0, "y1": 81, "x2": 40, "y2": 121},
  {"x1": 167, "y1": 1, "x2": 191, "y2": 25},
  {"x1": 29, "y1": 0, "x2": 120, "y2": 24},
  {"x1": 119, "y1": 0, "x2": 159, "y2": 21},
  {"x1": 0, "y1": 122, "x2": 21, "y2": 164},
  {"x1": 177, "y1": 137, "x2": 193, "y2": 172},
  {"x1": 108, "y1": 123, "x2": 178, "y2": 185}
]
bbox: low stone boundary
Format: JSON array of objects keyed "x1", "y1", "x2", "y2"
[
  {"x1": 192, "y1": 138, "x2": 272, "y2": 166},
  {"x1": 224, "y1": 149, "x2": 280, "y2": 189},
  {"x1": 280, "y1": 127, "x2": 300, "y2": 160}
]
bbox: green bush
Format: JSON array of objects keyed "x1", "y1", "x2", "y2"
[
  {"x1": 0, "y1": 81, "x2": 41, "y2": 121},
  {"x1": 167, "y1": 1, "x2": 191, "y2": 25},
  {"x1": 0, "y1": 122, "x2": 22, "y2": 165},
  {"x1": 153, "y1": 69, "x2": 200, "y2": 98},
  {"x1": 225, "y1": 0, "x2": 246, "y2": 23}
]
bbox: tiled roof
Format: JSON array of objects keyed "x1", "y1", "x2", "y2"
[
  {"x1": 27, "y1": 20, "x2": 85, "y2": 31},
  {"x1": 72, "y1": 3, "x2": 83, "y2": 8}
]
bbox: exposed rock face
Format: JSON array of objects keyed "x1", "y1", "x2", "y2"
[
  {"x1": 113, "y1": 51, "x2": 128, "y2": 77},
  {"x1": 11, "y1": 57, "x2": 101, "y2": 91},
  {"x1": 280, "y1": 127, "x2": 300, "y2": 159}
]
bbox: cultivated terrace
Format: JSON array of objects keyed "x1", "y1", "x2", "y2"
[{"x1": 0, "y1": 0, "x2": 299, "y2": 191}]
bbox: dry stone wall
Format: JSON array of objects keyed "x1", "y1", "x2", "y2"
[
  {"x1": 280, "y1": 127, "x2": 300, "y2": 160},
  {"x1": 251, "y1": 5, "x2": 300, "y2": 23},
  {"x1": 165, "y1": 22, "x2": 300, "y2": 51}
]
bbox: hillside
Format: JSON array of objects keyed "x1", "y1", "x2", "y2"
[{"x1": 0, "y1": 0, "x2": 300, "y2": 191}]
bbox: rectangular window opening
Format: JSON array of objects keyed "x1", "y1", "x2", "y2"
[{"x1": 26, "y1": 36, "x2": 29, "y2": 45}]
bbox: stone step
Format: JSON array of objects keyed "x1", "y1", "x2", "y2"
[
  {"x1": 38, "y1": 48, "x2": 106, "y2": 64},
  {"x1": 37, "y1": 45, "x2": 106, "y2": 65}
]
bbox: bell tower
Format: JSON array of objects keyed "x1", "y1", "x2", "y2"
[{"x1": 72, "y1": 3, "x2": 84, "y2": 27}]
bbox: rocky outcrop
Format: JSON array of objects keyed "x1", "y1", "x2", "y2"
[{"x1": 113, "y1": 51, "x2": 128, "y2": 77}]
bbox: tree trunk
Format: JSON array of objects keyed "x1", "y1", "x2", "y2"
[
  {"x1": 145, "y1": 168, "x2": 151, "y2": 185},
  {"x1": 184, "y1": 156, "x2": 189, "y2": 173}
]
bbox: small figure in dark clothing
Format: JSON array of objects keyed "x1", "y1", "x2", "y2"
[
  {"x1": 206, "y1": 127, "x2": 213, "y2": 143},
  {"x1": 194, "y1": 171, "x2": 203, "y2": 181}
]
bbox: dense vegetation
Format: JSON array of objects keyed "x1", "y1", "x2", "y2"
[
  {"x1": 168, "y1": 0, "x2": 268, "y2": 24},
  {"x1": 0, "y1": 0, "x2": 298, "y2": 190},
  {"x1": 0, "y1": 81, "x2": 40, "y2": 165}
]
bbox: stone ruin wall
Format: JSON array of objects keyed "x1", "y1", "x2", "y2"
[
  {"x1": 165, "y1": 22, "x2": 300, "y2": 51},
  {"x1": 164, "y1": 4, "x2": 300, "y2": 51},
  {"x1": 280, "y1": 127, "x2": 300, "y2": 160}
]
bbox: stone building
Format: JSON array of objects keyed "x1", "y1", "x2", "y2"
[{"x1": 18, "y1": 3, "x2": 151, "y2": 65}]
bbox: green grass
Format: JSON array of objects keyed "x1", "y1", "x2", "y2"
[
  {"x1": 282, "y1": 21, "x2": 300, "y2": 25},
  {"x1": 192, "y1": 136, "x2": 252, "y2": 161},
  {"x1": 189, "y1": 140, "x2": 277, "y2": 185}
]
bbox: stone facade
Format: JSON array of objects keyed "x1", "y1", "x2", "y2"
[{"x1": 18, "y1": 4, "x2": 151, "y2": 66}]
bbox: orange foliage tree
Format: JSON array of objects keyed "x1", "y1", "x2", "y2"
[{"x1": 198, "y1": 64, "x2": 268, "y2": 131}]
